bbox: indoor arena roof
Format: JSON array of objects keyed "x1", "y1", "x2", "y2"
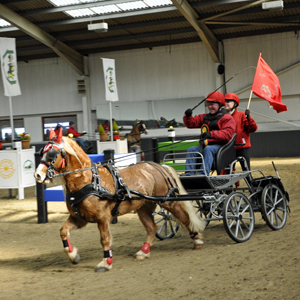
[{"x1": 0, "y1": 0, "x2": 299, "y2": 75}]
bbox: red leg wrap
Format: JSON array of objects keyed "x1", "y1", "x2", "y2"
[
  {"x1": 141, "y1": 242, "x2": 151, "y2": 254},
  {"x1": 66, "y1": 237, "x2": 73, "y2": 253}
]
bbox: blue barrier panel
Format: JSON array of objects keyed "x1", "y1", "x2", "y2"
[
  {"x1": 44, "y1": 186, "x2": 64, "y2": 202},
  {"x1": 88, "y1": 154, "x2": 104, "y2": 163}
]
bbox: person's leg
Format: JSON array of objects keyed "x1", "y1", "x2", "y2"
[
  {"x1": 199, "y1": 144, "x2": 221, "y2": 175},
  {"x1": 236, "y1": 148, "x2": 252, "y2": 182},
  {"x1": 236, "y1": 148, "x2": 251, "y2": 171},
  {"x1": 75, "y1": 138, "x2": 86, "y2": 149},
  {"x1": 185, "y1": 145, "x2": 201, "y2": 175}
]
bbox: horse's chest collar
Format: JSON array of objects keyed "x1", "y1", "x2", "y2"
[{"x1": 66, "y1": 162, "x2": 132, "y2": 218}]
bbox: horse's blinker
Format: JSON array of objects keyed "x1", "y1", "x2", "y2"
[{"x1": 40, "y1": 142, "x2": 67, "y2": 177}]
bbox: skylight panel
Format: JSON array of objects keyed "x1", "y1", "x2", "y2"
[
  {"x1": 144, "y1": 0, "x2": 172, "y2": 7},
  {"x1": 49, "y1": 0, "x2": 80, "y2": 6},
  {"x1": 65, "y1": 8, "x2": 96, "y2": 17},
  {"x1": 0, "y1": 19, "x2": 11, "y2": 27},
  {"x1": 48, "y1": 0, "x2": 173, "y2": 18},
  {"x1": 117, "y1": 1, "x2": 147, "y2": 11},
  {"x1": 49, "y1": 0, "x2": 110, "y2": 6},
  {"x1": 90, "y1": 5, "x2": 121, "y2": 14}
]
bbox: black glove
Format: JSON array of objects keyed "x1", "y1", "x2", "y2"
[
  {"x1": 185, "y1": 108, "x2": 192, "y2": 117},
  {"x1": 245, "y1": 109, "x2": 250, "y2": 118},
  {"x1": 200, "y1": 132, "x2": 211, "y2": 140},
  {"x1": 81, "y1": 131, "x2": 87, "y2": 136}
]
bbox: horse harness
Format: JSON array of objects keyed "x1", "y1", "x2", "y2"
[
  {"x1": 66, "y1": 162, "x2": 179, "y2": 223},
  {"x1": 40, "y1": 141, "x2": 179, "y2": 223},
  {"x1": 66, "y1": 162, "x2": 133, "y2": 222}
]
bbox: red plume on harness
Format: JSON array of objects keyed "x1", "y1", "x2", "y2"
[
  {"x1": 49, "y1": 127, "x2": 63, "y2": 144},
  {"x1": 49, "y1": 127, "x2": 56, "y2": 141},
  {"x1": 56, "y1": 127, "x2": 63, "y2": 144}
]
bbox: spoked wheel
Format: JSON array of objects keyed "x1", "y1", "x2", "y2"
[
  {"x1": 223, "y1": 192, "x2": 255, "y2": 243},
  {"x1": 193, "y1": 200, "x2": 212, "y2": 227},
  {"x1": 261, "y1": 184, "x2": 287, "y2": 230},
  {"x1": 152, "y1": 205, "x2": 179, "y2": 240}
]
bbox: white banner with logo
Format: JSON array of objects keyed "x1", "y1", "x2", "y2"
[
  {"x1": 0, "y1": 37, "x2": 21, "y2": 97},
  {"x1": 102, "y1": 58, "x2": 119, "y2": 102}
]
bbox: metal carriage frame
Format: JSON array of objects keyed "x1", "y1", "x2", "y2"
[{"x1": 149, "y1": 148, "x2": 290, "y2": 243}]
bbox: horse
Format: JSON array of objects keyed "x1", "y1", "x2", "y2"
[
  {"x1": 160, "y1": 116, "x2": 183, "y2": 128},
  {"x1": 34, "y1": 128, "x2": 206, "y2": 272},
  {"x1": 126, "y1": 120, "x2": 148, "y2": 151}
]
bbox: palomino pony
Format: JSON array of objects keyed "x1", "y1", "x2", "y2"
[
  {"x1": 126, "y1": 120, "x2": 148, "y2": 150},
  {"x1": 34, "y1": 128, "x2": 205, "y2": 272}
]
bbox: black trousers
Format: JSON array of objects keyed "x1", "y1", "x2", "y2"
[{"x1": 236, "y1": 148, "x2": 251, "y2": 171}]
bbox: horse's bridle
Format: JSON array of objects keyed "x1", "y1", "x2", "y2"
[
  {"x1": 138, "y1": 122, "x2": 147, "y2": 134},
  {"x1": 39, "y1": 141, "x2": 67, "y2": 179}
]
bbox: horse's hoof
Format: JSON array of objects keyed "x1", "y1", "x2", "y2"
[
  {"x1": 136, "y1": 253, "x2": 150, "y2": 260},
  {"x1": 136, "y1": 255, "x2": 146, "y2": 261},
  {"x1": 194, "y1": 244, "x2": 203, "y2": 250},
  {"x1": 95, "y1": 267, "x2": 109, "y2": 273},
  {"x1": 71, "y1": 254, "x2": 80, "y2": 264}
]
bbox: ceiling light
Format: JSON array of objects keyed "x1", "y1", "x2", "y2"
[
  {"x1": 262, "y1": 1, "x2": 284, "y2": 10},
  {"x1": 88, "y1": 22, "x2": 108, "y2": 32}
]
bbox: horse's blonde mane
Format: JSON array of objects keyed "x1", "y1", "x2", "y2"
[{"x1": 62, "y1": 137, "x2": 83, "y2": 166}]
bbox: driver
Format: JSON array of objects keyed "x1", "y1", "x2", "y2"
[
  {"x1": 67, "y1": 121, "x2": 92, "y2": 152},
  {"x1": 183, "y1": 91, "x2": 236, "y2": 175}
]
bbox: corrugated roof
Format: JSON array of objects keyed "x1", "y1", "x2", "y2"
[{"x1": 0, "y1": 0, "x2": 299, "y2": 62}]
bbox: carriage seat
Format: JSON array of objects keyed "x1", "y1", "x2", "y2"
[{"x1": 211, "y1": 133, "x2": 237, "y2": 175}]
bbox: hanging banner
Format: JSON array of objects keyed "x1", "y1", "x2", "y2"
[
  {"x1": 0, "y1": 37, "x2": 21, "y2": 97},
  {"x1": 102, "y1": 58, "x2": 119, "y2": 102}
]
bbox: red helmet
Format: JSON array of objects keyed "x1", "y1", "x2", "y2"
[
  {"x1": 225, "y1": 93, "x2": 240, "y2": 106},
  {"x1": 206, "y1": 91, "x2": 225, "y2": 106}
]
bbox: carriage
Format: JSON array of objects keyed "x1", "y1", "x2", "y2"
[
  {"x1": 154, "y1": 155, "x2": 290, "y2": 243},
  {"x1": 145, "y1": 133, "x2": 289, "y2": 243},
  {"x1": 34, "y1": 128, "x2": 290, "y2": 272}
]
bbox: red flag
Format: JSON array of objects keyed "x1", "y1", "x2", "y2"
[{"x1": 252, "y1": 53, "x2": 287, "y2": 113}]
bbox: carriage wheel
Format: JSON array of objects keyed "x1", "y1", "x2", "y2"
[
  {"x1": 261, "y1": 184, "x2": 287, "y2": 230},
  {"x1": 193, "y1": 200, "x2": 212, "y2": 227},
  {"x1": 153, "y1": 205, "x2": 179, "y2": 240},
  {"x1": 222, "y1": 192, "x2": 255, "y2": 243}
]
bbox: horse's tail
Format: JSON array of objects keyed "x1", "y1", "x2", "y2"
[{"x1": 162, "y1": 165, "x2": 206, "y2": 233}]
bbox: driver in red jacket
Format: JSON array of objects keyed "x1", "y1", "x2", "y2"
[
  {"x1": 67, "y1": 121, "x2": 90, "y2": 151},
  {"x1": 183, "y1": 91, "x2": 236, "y2": 175}
]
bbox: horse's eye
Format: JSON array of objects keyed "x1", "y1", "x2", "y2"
[{"x1": 47, "y1": 148, "x2": 58, "y2": 160}]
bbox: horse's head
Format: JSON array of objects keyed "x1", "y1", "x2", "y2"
[
  {"x1": 35, "y1": 127, "x2": 82, "y2": 184},
  {"x1": 34, "y1": 139, "x2": 68, "y2": 184},
  {"x1": 138, "y1": 120, "x2": 148, "y2": 135}
]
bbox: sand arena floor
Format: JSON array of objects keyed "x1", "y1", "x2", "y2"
[{"x1": 0, "y1": 158, "x2": 299, "y2": 300}]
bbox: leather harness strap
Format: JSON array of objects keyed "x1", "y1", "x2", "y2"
[
  {"x1": 67, "y1": 161, "x2": 179, "y2": 222},
  {"x1": 67, "y1": 161, "x2": 132, "y2": 221},
  {"x1": 143, "y1": 161, "x2": 179, "y2": 203}
]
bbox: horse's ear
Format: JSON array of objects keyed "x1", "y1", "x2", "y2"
[
  {"x1": 49, "y1": 127, "x2": 55, "y2": 141},
  {"x1": 57, "y1": 127, "x2": 63, "y2": 144}
]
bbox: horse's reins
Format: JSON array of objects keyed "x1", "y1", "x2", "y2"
[{"x1": 42, "y1": 134, "x2": 202, "y2": 181}]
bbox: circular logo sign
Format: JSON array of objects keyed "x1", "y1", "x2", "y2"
[{"x1": 0, "y1": 159, "x2": 16, "y2": 179}]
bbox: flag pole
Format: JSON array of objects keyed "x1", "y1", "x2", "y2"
[
  {"x1": 9, "y1": 96, "x2": 15, "y2": 141},
  {"x1": 109, "y1": 101, "x2": 113, "y2": 141},
  {"x1": 247, "y1": 90, "x2": 253, "y2": 110}
]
